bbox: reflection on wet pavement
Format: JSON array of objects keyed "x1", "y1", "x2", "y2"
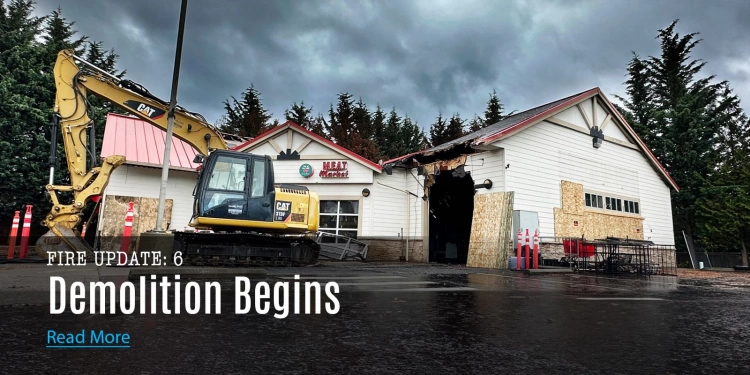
[{"x1": 0, "y1": 264, "x2": 748, "y2": 374}]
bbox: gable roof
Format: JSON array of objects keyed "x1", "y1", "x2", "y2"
[
  {"x1": 384, "y1": 87, "x2": 679, "y2": 191},
  {"x1": 101, "y1": 113, "x2": 200, "y2": 172},
  {"x1": 233, "y1": 120, "x2": 383, "y2": 173}
]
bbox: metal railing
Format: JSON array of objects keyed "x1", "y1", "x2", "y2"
[{"x1": 314, "y1": 232, "x2": 369, "y2": 261}]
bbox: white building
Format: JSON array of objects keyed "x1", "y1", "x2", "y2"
[
  {"x1": 98, "y1": 86, "x2": 677, "y2": 266},
  {"x1": 384, "y1": 87, "x2": 678, "y2": 264},
  {"x1": 98, "y1": 114, "x2": 424, "y2": 260}
]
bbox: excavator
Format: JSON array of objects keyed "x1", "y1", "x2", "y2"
[{"x1": 35, "y1": 49, "x2": 321, "y2": 266}]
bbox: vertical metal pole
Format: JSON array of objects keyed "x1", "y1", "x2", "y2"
[
  {"x1": 48, "y1": 114, "x2": 60, "y2": 185},
  {"x1": 156, "y1": 0, "x2": 188, "y2": 232}
]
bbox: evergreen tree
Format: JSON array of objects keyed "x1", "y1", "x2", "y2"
[
  {"x1": 285, "y1": 101, "x2": 313, "y2": 128},
  {"x1": 429, "y1": 113, "x2": 448, "y2": 146},
  {"x1": 614, "y1": 53, "x2": 657, "y2": 150},
  {"x1": 446, "y1": 113, "x2": 465, "y2": 141},
  {"x1": 380, "y1": 107, "x2": 403, "y2": 159},
  {"x1": 327, "y1": 92, "x2": 356, "y2": 146},
  {"x1": 399, "y1": 115, "x2": 426, "y2": 155},
  {"x1": 42, "y1": 7, "x2": 86, "y2": 57},
  {"x1": 468, "y1": 114, "x2": 484, "y2": 133},
  {"x1": 618, "y1": 19, "x2": 748, "y2": 250},
  {"x1": 484, "y1": 89, "x2": 505, "y2": 126},
  {"x1": 372, "y1": 104, "x2": 387, "y2": 153},
  {"x1": 219, "y1": 84, "x2": 273, "y2": 138},
  {"x1": 309, "y1": 113, "x2": 327, "y2": 138},
  {"x1": 0, "y1": 0, "x2": 55, "y2": 228}
]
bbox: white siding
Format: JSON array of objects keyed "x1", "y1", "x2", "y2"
[
  {"x1": 466, "y1": 149, "x2": 505, "y2": 193},
  {"x1": 497, "y1": 119, "x2": 675, "y2": 245},
  {"x1": 99, "y1": 165, "x2": 198, "y2": 231},
  {"x1": 602, "y1": 118, "x2": 630, "y2": 143},
  {"x1": 404, "y1": 168, "x2": 424, "y2": 239},
  {"x1": 367, "y1": 169, "x2": 410, "y2": 238}
]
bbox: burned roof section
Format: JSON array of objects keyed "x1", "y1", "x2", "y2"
[{"x1": 384, "y1": 89, "x2": 590, "y2": 167}]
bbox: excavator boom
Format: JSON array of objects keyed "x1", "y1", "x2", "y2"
[{"x1": 36, "y1": 49, "x2": 320, "y2": 266}]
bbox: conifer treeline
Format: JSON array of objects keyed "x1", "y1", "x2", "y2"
[{"x1": 216, "y1": 87, "x2": 511, "y2": 162}]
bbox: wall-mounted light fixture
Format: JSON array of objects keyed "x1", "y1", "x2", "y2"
[
  {"x1": 473, "y1": 179, "x2": 493, "y2": 190},
  {"x1": 590, "y1": 126, "x2": 604, "y2": 149},
  {"x1": 362, "y1": 188, "x2": 370, "y2": 197}
]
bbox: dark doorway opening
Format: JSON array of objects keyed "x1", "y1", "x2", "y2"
[{"x1": 428, "y1": 170, "x2": 475, "y2": 264}]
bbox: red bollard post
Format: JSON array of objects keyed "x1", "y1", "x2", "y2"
[
  {"x1": 533, "y1": 229, "x2": 540, "y2": 269},
  {"x1": 18, "y1": 205, "x2": 32, "y2": 259},
  {"x1": 119, "y1": 201, "x2": 135, "y2": 265},
  {"x1": 524, "y1": 228, "x2": 530, "y2": 270},
  {"x1": 516, "y1": 230, "x2": 522, "y2": 270},
  {"x1": 7, "y1": 211, "x2": 20, "y2": 259}
]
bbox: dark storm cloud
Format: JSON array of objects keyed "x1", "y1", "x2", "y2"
[{"x1": 32, "y1": 0, "x2": 750, "y2": 131}]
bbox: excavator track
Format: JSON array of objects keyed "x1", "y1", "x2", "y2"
[{"x1": 172, "y1": 231, "x2": 321, "y2": 267}]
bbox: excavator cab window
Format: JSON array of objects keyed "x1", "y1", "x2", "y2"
[{"x1": 193, "y1": 150, "x2": 275, "y2": 224}]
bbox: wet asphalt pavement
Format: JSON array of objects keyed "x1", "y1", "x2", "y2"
[{"x1": 1, "y1": 262, "x2": 749, "y2": 374}]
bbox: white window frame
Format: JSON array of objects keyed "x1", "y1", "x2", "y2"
[
  {"x1": 584, "y1": 189, "x2": 641, "y2": 216},
  {"x1": 318, "y1": 197, "x2": 362, "y2": 238}
]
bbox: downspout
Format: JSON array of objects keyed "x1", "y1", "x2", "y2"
[{"x1": 406, "y1": 192, "x2": 410, "y2": 262}]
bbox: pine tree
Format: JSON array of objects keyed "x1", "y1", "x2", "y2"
[
  {"x1": 468, "y1": 114, "x2": 484, "y2": 133},
  {"x1": 285, "y1": 101, "x2": 313, "y2": 128},
  {"x1": 380, "y1": 107, "x2": 403, "y2": 159},
  {"x1": 429, "y1": 113, "x2": 448, "y2": 146},
  {"x1": 619, "y1": 19, "x2": 749, "y2": 250},
  {"x1": 615, "y1": 53, "x2": 657, "y2": 150},
  {"x1": 327, "y1": 92, "x2": 356, "y2": 146},
  {"x1": 484, "y1": 89, "x2": 505, "y2": 126},
  {"x1": 399, "y1": 115, "x2": 426, "y2": 155},
  {"x1": 42, "y1": 7, "x2": 86, "y2": 58},
  {"x1": 309, "y1": 113, "x2": 327, "y2": 137},
  {"x1": 446, "y1": 113, "x2": 465, "y2": 141},
  {"x1": 372, "y1": 104, "x2": 387, "y2": 152},
  {"x1": 219, "y1": 84, "x2": 273, "y2": 138},
  {"x1": 0, "y1": 0, "x2": 56, "y2": 228}
]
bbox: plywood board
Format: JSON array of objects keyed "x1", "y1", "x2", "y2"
[
  {"x1": 99, "y1": 195, "x2": 173, "y2": 254},
  {"x1": 555, "y1": 181, "x2": 643, "y2": 240},
  {"x1": 466, "y1": 191, "x2": 514, "y2": 269}
]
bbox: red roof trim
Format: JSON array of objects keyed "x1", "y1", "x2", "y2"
[
  {"x1": 384, "y1": 87, "x2": 679, "y2": 192},
  {"x1": 475, "y1": 88, "x2": 600, "y2": 144},
  {"x1": 596, "y1": 90, "x2": 680, "y2": 191},
  {"x1": 233, "y1": 121, "x2": 383, "y2": 172},
  {"x1": 472, "y1": 87, "x2": 679, "y2": 192}
]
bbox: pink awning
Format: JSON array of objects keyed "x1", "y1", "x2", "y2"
[{"x1": 101, "y1": 113, "x2": 200, "y2": 171}]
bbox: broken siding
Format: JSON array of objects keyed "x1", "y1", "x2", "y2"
[
  {"x1": 496, "y1": 120, "x2": 675, "y2": 245},
  {"x1": 99, "y1": 165, "x2": 198, "y2": 232}
]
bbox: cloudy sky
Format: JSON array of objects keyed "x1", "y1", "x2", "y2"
[{"x1": 32, "y1": 0, "x2": 750, "y2": 132}]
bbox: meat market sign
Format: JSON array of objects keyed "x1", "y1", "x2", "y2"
[{"x1": 319, "y1": 161, "x2": 349, "y2": 178}]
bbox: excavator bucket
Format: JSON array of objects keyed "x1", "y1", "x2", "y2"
[{"x1": 35, "y1": 225, "x2": 94, "y2": 261}]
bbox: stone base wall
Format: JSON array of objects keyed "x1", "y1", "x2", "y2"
[{"x1": 358, "y1": 238, "x2": 425, "y2": 262}]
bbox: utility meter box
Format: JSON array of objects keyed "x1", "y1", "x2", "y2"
[{"x1": 512, "y1": 210, "x2": 540, "y2": 239}]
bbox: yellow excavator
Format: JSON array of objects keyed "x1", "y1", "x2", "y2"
[{"x1": 36, "y1": 49, "x2": 321, "y2": 266}]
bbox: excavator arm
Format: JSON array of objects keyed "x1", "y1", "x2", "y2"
[
  {"x1": 37, "y1": 49, "x2": 321, "y2": 266},
  {"x1": 37, "y1": 49, "x2": 229, "y2": 258}
]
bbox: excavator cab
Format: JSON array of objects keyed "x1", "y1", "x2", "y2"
[
  {"x1": 193, "y1": 150, "x2": 275, "y2": 224},
  {"x1": 189, "y1": 149, "x2": 318, "y2": 235}
]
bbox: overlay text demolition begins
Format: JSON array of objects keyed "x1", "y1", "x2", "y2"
[{"x1": 49, "y1": 275, "x2": 340, "y2": 318}]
